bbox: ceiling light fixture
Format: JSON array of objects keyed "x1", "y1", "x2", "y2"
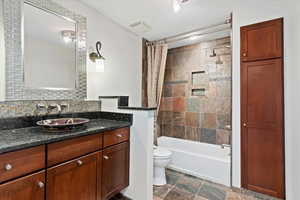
[{"x1": 173, "y1": 0, "x2": 189, "y2": 13}]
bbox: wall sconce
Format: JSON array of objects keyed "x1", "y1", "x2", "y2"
[
  {"x1": 61, "y1": 30, "x2": 76, "y2": 43},
  {"x1": 89, "y1": 41, "x2": 105, "y2": 72}
]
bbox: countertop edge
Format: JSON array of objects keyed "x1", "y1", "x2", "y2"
[{"x1": 0, "y1": 123, "x2": 131, "y2": 154}]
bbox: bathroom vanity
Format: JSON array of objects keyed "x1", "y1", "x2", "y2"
[{"x1": 0, "y1": 116, "x2": 131, "y2": 200}]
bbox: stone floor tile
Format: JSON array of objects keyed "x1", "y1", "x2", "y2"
[
  {"x1": 153, "y1": 184, "x2": 174, "y2": 198},
  {"x1": 164, "y1": 187, "x2": 195, "y2": 200},
  {"x1": 153, "y1": 196, "x2": 164, "y2": 200},
  {"x1": 194, "y1": 195, "x2": 209, "y2": 200},
  {"x1": 198, "y1": 183, "x2": 227, "y2": 200},
  {"x1": 175, "y1": 174, "x2": 203, "y2": 194},
  {"x1": 225, "y1": 191, "x2": 242, "y2": 200}
]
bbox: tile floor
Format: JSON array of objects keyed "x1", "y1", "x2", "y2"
[{"x1": 153, "y1": 169, "x2": 281, "y2": 200}]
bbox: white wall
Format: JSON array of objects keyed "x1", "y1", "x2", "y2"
[
  {"x1": 231, "y1": 0, "x2": 299, "y2": 199},
  {"x1": 284, "y1": 2, "x2": 300, "y2": 200},
  {"x1": 101, "y1": 99, "x2": 154, "y2": 200},
  {"x1": 53, "y1": 0, "x2": 142, "y2": 106},
  {"x1": 0, "y1": 0, "x2": 5, "y2": 101}
]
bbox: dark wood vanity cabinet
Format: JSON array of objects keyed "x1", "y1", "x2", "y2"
[
  {"x1": 0, "y1": 127, "x2": 130, "y2": 200},
  {"x1": 0, "y1": 171, "x2": 45, "y2": 200},
  {"x1": 102, "y1": 142, "x2": 129, "y2": 200},
  {"x1": 47, "y1": 152, "x2": 100, "y2": 200}
]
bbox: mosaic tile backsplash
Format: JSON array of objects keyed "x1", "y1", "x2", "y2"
[
  {"x1": 157, "y1": 37, "x2": 232, "y2": 145},
  {"x1": 0, "y1": 100, "x2": 101, "y2": 119}
]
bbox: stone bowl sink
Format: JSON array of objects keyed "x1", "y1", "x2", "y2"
[{"x1": 37, "y1": 118, "x2": 90, "y2": 132}]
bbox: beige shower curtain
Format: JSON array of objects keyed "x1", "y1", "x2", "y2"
[{"x1": 147, "y1": 43, "x2": 168, "y2": 110}]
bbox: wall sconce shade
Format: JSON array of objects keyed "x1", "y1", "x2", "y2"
[
  {"x1": 89, "y1": 41, "x2": 105, "y2": 62},
  {"x1": 89, "y1": 41, "x2": 105, "y2": 72}
]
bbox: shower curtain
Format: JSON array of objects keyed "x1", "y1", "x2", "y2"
[
  {"x1": 146, "y1": 42, "x2": 168, "y2": 110},
  {"x1": 147, "y1": 42, "x2": 168, "y2": 144}
]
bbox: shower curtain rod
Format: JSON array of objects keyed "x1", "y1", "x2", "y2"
[{"x1": 147, "y1": 18, "x2": 232, "y2": 45}]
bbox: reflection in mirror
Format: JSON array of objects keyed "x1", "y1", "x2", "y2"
[
  {"x1": 24, "y1": 2, "x2": 76, "y2": 90},
  {"x1": 0, "y1": 0, "x2": 5, "y2": 101}
]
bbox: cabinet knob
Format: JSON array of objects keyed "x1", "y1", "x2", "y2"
[
  {"x1": 242, "y1": 52, "x2": 247, "y2": 57},
  {"x1": 243, "y1": 123, "x2": 247, "y2": 127},
  {"x1": 116, "y1": 134, "x2": 123, "y2": 138},
  {"x1": 77, "y1": 160, "x2": 83, "y2": 166},
  {"x1": 4, "y1": 164, "x2": 12, "y2": 171},
  {"x1": 103, "y1": 156, "x2": 109, "y2": 160},
  {"x1": 37, "y1": 181, "x2": 44, "y2": 188}
]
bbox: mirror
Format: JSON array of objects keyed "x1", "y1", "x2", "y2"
[
  {"x1": 24, "y1": 2, "x2": 76, "y2": 90},
  {"x1": 0, "y1": 0, "x2": 5, "y2": 101},
  {"x1": 2, "y1": 0, "x2": 87, "y2": 100}
]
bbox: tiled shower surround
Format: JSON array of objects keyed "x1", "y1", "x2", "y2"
[
  {"x1": 0, "y1": 100, "x2": 101, "y2": 118},
  {"x1": 157, "y1": 37, "x2": 232, "y2": 145}
]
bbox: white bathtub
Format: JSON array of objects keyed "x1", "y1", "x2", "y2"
[{"x1": 158, "y1": 136, "x2": 231, "y2": 186}]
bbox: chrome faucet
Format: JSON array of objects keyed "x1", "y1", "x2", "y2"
[
  {"x1": 221, "y1": 144, "x2": 231, "y2": 149},
  {"x1": 60, "y1": 103, "x2": 69, "y2": 111},
  {"x1": 36, "y1": 103, "x2": 46, "y2": 110},
  {"x1": 48, "y1": 104, "x2": 62, "y2": 113}
]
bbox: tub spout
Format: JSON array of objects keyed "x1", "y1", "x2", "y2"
[{"x1": 221, "y1": 144, "x2": 231, "y2": 149}]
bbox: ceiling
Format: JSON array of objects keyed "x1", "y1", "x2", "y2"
[{"x1": 79, "y1": 0, "x2": 233, "y2": 41}]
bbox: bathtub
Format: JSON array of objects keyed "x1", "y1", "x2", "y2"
[{"x1": 157, "y1": 136, "x2": 231, "y2": 186}]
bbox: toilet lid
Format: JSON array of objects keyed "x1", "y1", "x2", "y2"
[{"x1": 154, "y1": 147, "x2": 172, "y2": 158}]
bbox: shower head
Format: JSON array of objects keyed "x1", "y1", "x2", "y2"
[{"x1": 209, "y1": 49, "x2": 217, "y2": 57}]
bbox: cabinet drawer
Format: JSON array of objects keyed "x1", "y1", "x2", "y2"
[
  {"x1": 0, "y1": 146, "x2": 45, "y2": 183},
  {"x1": 0, "y1": 170, "x2": 45, "y2": 200},
  {"x1": 103, "y1": 128, "x2": 129, "y2": 148},
  {"x1": 47, "y1": 134, "x2": 102, "y2": 167}
]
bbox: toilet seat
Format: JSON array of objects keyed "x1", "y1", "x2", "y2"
[{"x1": 154, "y1": 147, "x2": 172, "y2": 158}]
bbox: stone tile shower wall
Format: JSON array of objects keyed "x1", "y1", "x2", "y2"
[{"x1": 157, "y1": 37, "x2": 232, "y2": 145}]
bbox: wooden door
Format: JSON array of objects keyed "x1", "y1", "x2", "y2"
[
  {"x1": 241, "y1": 59, "x2": 285, "y2": 198},
  {"x1": 241, "y1": 18, "x2": 283, "y2": 62},
  {"x1": 0, "y1": 171, "x2": 45, "y2": 200},
  {"x1": 102, "y1": 142, "x2": 129, "y2": 200},
  {"x1": 47, "y1": 152, "x2": 99, "y2": 200}
]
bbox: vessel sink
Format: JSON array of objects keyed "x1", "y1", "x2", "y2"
[{"x1": 37, "y1": 118, "x2": 90, "y2": 131}]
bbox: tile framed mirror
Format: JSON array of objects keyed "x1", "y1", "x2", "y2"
[{"x1": 1, "y1": 0, "x2": 87, "y2": 101}]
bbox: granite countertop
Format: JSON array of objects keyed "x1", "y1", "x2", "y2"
[{"x1": 0, "y1": 119, "x2": 131, "y2": 154}]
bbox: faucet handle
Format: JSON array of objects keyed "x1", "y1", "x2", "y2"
[
  {"x1": 36, "y1": 103, "x2": 46, "y2": 110},
  {"x1": 61, "y1": 103, "x2": 69, "y2": 109},
  {"x1": 48, "y1": 104, "x2": 62, "y2": 113}
]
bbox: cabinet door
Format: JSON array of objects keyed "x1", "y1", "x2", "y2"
[
  {"x1": 241, "y1": 18, "x2": 283, "y2": 62},
  {"x1": 102, "y1": 142, "x2": 129, "y2": 200},
  {"x1": 0, "y1": 171, "x2": 45, "y2": 200},
  {"x1": 241, "y1": 59, "x2": 285, "y2": 198},
  {"x1": 47, "y1": 152, "x2": 99, "y2": 200}
]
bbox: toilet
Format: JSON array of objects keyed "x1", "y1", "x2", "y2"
[{"x1": 153, "y1": 146, "x2": 172, "y2": 186}]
